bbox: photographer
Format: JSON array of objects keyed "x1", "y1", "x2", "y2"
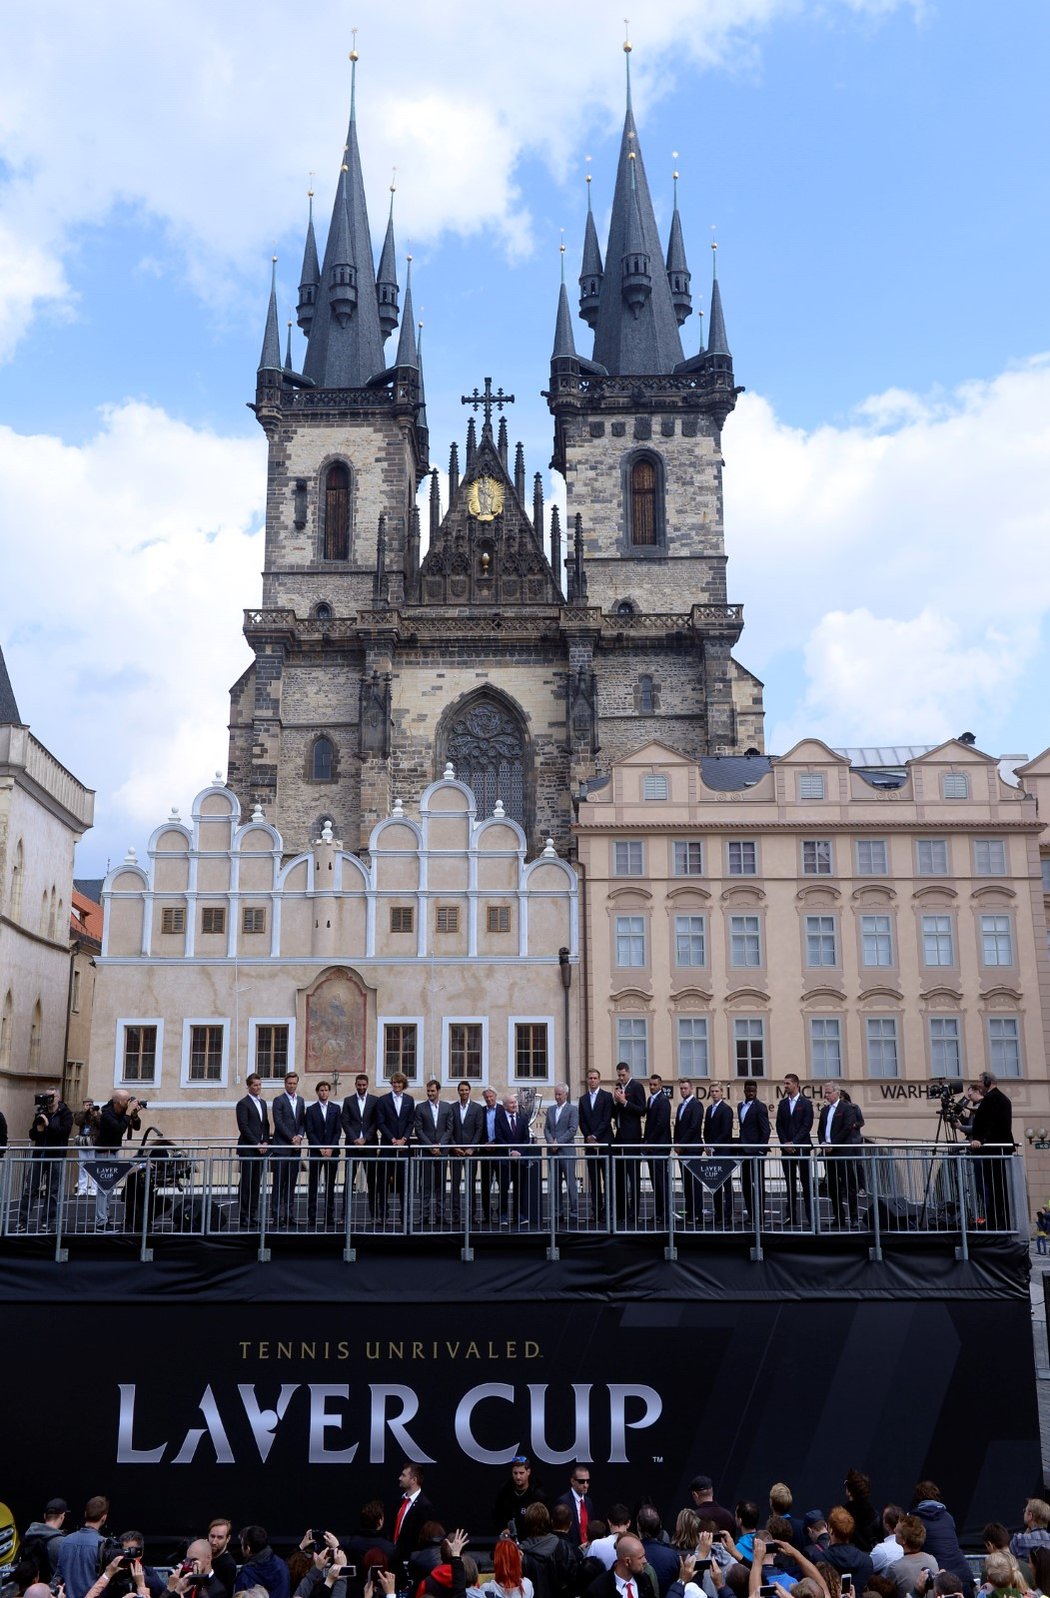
[
  {"x1": 96, "y1": 1534, "x2": 164, "y2": 1598},
  {"x1": 167, "y1": 1541, "x2": 227, "y2": 1598},
  {"x1": 85, "y1": 1551, "x2": 149, "y2": 1598},
  {"x1": 292, "y1": 1533, "x2": 350, "y2": 1598},
  {"x1": 16, "y1": 1085, "x2": 73, "y2": 1230},
  {"x1": 93, "y1": 1091, "x2": 142, "y2": 1230},
  {"x1": 966, "y1": 1075, "x2": 1015, "y2": 1229}
]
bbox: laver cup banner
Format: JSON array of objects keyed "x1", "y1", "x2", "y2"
[{"x1": 1, "y1": 1293, "x2": 1039, "y2": 1538}]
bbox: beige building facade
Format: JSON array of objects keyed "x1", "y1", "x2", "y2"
[
  {"x1": 575, "y1": 736, "x2": 1050, "y2": 1195},
  {"x1": 89, "y1": 774, "x2": 579, "y2": 1140}
]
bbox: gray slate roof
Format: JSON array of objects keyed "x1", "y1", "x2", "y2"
[{"x1": 0, "y1": 640, "x2": 22, "y2": 725}]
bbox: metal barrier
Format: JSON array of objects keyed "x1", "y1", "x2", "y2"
[{"x1": 0, "y1": 1142, "x2": 1022, "y2": 1262}]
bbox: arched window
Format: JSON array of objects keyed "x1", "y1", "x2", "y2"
[
  {"x1": 323, "y1": 462, "x2": 350, "y2": 561},
  {"x1": 639, "y1": 675, "x2": 655, "y2": 713},
  {"x1": 9, "y1": 839, "x2": 23, "y2": 920},
  {"x1": 0, "y1": 990, "x2": 12, "y2": 1070},
  {"x1": 312, "y1": 736, "x2": 334, "y2": 782},
  {"x1": 48, "y1": 886, "x2": 57, "y2": 940},
  {"x1": 630, "y1": 457, "x2": 658, "y2": 546},
  {"x1": 445, "y1": 696, "x2": 528, "y2": 833},
  {"x1": 29, "y1": 999, "x2": 42, "y2": 1070},
  {"x1": 314, "y1": 602, "x2": 333, "y2": 621}
]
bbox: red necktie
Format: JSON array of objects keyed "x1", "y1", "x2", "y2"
[
  {"x1": 578, "y1": 1500, "x2": 588, "y2": 1544},
  {"x1": 394, "y1": 1496, "x2": 411, "y2": 1539},
  {"x1": 626, "y1": 1586, "x2": 635, "y2": 1598}
]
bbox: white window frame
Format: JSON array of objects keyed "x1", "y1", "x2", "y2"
[
  {"x1": 921, "y1": 914, "x2": 955, "y2": 967},
  {"x1": 860, "y1": 914, "x2": 893, "y2": 968},
  {"x1": 729, "y1": 913, "x2": 762, "y2": 968},
  {"x1": 856, "y1": 838, "x2": 888, "y2": 875},
  {"x1": 802, "y1": 838, "x2": 833, "y2": 876},
  {"x1": 616, "y1": 1016, "x2": 649, "y2": 1075},
  {"x1": 929, "y1": 1016, "x2": 962, "y2": 1077},
  {"x1": 615, "y1": 914, "x2": 647, "y2": 968},
  {"x1": 733, "y1": 1016, "x2": 766, "y2": 1078},
  {"x1": 674, "y1": 914, "x2": 707, "y2": 968},
  {"x1": 727, "y1": 839, "x2": 758, "y2": 876},
  {"x1": 973, "y1": 838, "x2": 1007, "y2": 876},
  {"x1": 673, "y1": 839, "x2": 704, "y2": 876},
  {"x1": 798, "y1": 772, "x2": 826, "y2": 801},
  {"x1": 247, "y1": 1016, "x2": 297, "y2": 1082},
  {"x1": 917, "y1": 838, "x2": 949, "y2": 875},
  {"x1": 613, "y1": 840, "x2": 644, "y2": 877},
  {"x1": 507, "y1": 1015, "x2": 555, "y2": 1085},
  {"x1": 980, "y1": 914, "x2": 1014, "y2": 967},
  {"x1": 942, "y1": 773, "x2": 969, "y2": 799},
  {"x1": 809, "y1": 1016, "x2": 842, "y2": 1079},
  {"x1": 180, "y1": 1017, "x2": 230, "y2": 1088},
  {"x1": 987, "y1": 1015, "x2": 1022, "y2": 1078},
  {"x1": 676, "y1": 1016, "x2": 709, "y2": 1077},
  {"x1": 442, "y1": 1016, "x2": 489, "y2": 1085},
  {"x1": 377, "y1": 1015, "x2": 425, "y2": 1084},
  {"x1": 865, "y1": 1016, "x2": 900, "y2": 1079},
  {"x1": 643, "y1": 774, "x2": 669, "y2": 801},
  {"x1": 805, "y1": 914, "x2": 838, "y2": 967},
  {"x1": 114, "y1": 1017, "x2": 165, "y2": 1088}
]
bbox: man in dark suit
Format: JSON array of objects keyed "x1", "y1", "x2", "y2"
[
  {"x1": 391, "y1": 1461, "x2": 435, "y2": 1568},
  {"x1": 584, "y1": 1535, "x2": 655, "y2": 1598},
  {"x1": 414, "y1": 1078, "x2": 453, "y2": 1226},
  {"x1": 775, "y1": 1072, "x2": 814, "y2": 1226},
  {"x1": 449, "y1": 1080, "x2": 485, "y2": 1225},
  {"x1": 236, "y1": 1072, "x2": 270, "y2": 1228},
  {"x1": 496, "y1": 1092, "x2": 537, "y2": 1226},
  {"x1": 702, "y1": 1082, "x2": 735, "y2": 1228},
  {"x1": 341, "y1": 1071, "x2": 380, "y2": 1223},
  {"x1": 643, "y1": 1074, "x2": 672, "y2": 1228},
  {"x1": 737, "y1": 1078, "x2": 770, "y2": 1228},
  {"x1": 478, "y1": 1086, "x2": 501, "y2": 1226},
  {"x1": 555, "y1": 1465, "x2": 596, "y2": 1548},
  {"x1": 613, "y1": 1060, "x2": 646, "y2": 1225},
  {"x1": 578, "y1": 1068, "x2": 614, "y2": 1224},
  {"x1": 673, "y1": 1079, "x2": 704, "y2": 1225},
  {"x1": 305, "y1": 1079, "x2": 342, "y2": 1229},
  {"x1": 270, "y1": 1070, "x2": 306, "y2": 1227},
  {"x1": 376, "y1": 1072, "x2": 415, "y2": 1228},
  {"x1": 967, "y1": 1071, "x2": 1015, "y2": 1228},
  {"x1": 818, "y1": 1082, "x2": 865, "y2": 1228}
]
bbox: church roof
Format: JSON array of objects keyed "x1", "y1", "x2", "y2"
[{"x1": 0, "y1": 638, "x2": 23, "y2": 725}]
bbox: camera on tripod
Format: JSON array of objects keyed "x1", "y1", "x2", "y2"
[{"x1": 927, "y1": 1077, "x2": 969, "y2": 1128}]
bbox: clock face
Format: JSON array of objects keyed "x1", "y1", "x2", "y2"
[{"x1": 467, "y1": 474, "x2": 504, "y2": 522}]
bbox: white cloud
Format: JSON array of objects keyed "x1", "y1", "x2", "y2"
[
  {"x1": 0, "y1": 0, "x2": 920, "y2": 357},
  {"x1": 726, "y1": 355, "x2": 1050, "y2": 749}
]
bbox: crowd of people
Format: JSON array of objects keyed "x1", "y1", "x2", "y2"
[
  {"x1": 7, "y1": 1466, "x2": 1050, "y2": 1598},
  {"x1": 1, "y1": 1068, "x2": 1017, "y2": 1236}
]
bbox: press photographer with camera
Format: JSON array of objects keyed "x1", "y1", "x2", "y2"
[
  {"x1": 16, "y1": 1084, "x2": 73, "y2": 1230},
  {"x1": 93, "y1": 1533, "x2": 164, "y2": 1598},
  {"x1": 93, "y1": 1090, "x2": 143, "y2": 1230},
  {"x1": 166, "y1": 1540, "x2": 227, "y2": 1598}
]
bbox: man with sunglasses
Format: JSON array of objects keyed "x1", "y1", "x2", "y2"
[
  {"x1": 492, "y1": 1454, "x2": 547, "y2": 1535},
  {"x1": 555, "y1": 1467, "x2": 596, "y2": 1548}
]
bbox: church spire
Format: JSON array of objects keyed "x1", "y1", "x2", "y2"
[
  {"x1": 297, "y1": 188, "x2": 320, "y2": 336},
  {"x1": 705, "y1": 242, "x2": 730, "y2": 357},
  {"x1": 578, "y1": 172, "x2": 603, "y2": 330},
  {"x1": 0, "y1": 637, "x2": 22, "y2": 725},
  {"x1": 258, "y1": 256, "x2": 282, "y2": 372},
  {"x1": 553, "y1": 243, "x2": 578, "y2": 361},
  {"x1": 394, "y1": 255, "x2": 418, "y2": 368},
  {"x1": 376, "y1": 176, "x2": 400, "y2": 341},
  {"x1": 302, "y1": 46, "x2": 386, "y2": 388},
  {"x1": 665, "y1": 166, "x2": 692, "y2": 326},
  {"x1": 588, "y1": 36, "x2": 684, "y2": 375}
]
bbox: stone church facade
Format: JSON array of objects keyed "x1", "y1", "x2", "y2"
[{"x1": 227, "y1": 53, "x2": 763, "y2": 862}]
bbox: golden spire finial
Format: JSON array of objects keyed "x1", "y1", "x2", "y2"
[
  {"x1": 349, "y1": 26, "x2": 358, "y2": 62},
  {"x1": 307, "y1": 169, "x2": 315, "y2": 199},
  {"x1": 390, "y1": 165, "x2": 397, "y2": 194},
  {"x1": 623, "y1": 17, "x2": 632, "y2": 52}
]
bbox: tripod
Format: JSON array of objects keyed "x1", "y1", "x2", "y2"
[{"x1": 918, "y1": 1102, "x2": 963, "y2": 1229}]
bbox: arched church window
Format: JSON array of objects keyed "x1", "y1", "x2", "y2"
[
  {"x1": 314, "y1": 602, "x2": 333, "y2": 621},
  {"x1": 10, "y1": 839, "x2": 23, "y2": 920},
  {"x1": 630, "y1": 457, "x2": 658, "y2": 546},
  {"x1": 639, "y1": 675, "x2": 655, "y2": 714},
  {"x1": 312, "y1": 736, "x2": 334, "y2": 782},
  {"x1": 29, "y1": 999, "x2": 42, "y2": 1070},
  {"x1": 0, "y1": 990, "x2": 12, "y2": 1070},
  {"x1": 446, "y1": 699, "x2": 527, "y2": 832},
  {"x1": 323, "y1": 462, "x2": 350, "y2": 561}
]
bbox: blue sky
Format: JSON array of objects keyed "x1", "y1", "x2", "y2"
[{"x1": 0, "y1": 0, "x2": 1047, "y2": 875}]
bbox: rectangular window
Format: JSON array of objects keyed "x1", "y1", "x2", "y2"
[
  {"x1": 613, "y1": 840, "x2": 644, "y2": 876},
  {"x1": 487, "y1": 905, "x2": 511, "y2": 933},
  {"x1": 805, "y1": 914, "x2": 837, "y2": 966},
  {"x1": 917, "y1": 838, "x2": 949, "y2": 875},
  {"x1": 981, "y1": 915, "x2": 1014, "y2": 966},
  {"x1": 673, "y1": 840, "x2": 704, "y2": 876},
  {"x1": 861, "y1": 914, "x2": 893, "y2": 967},
  {"x1": 242, "y1": 906, "x2": 267, "y2": 934},
  {"x1": 71, "y1": 969, "x2": 81, "y2": 1013},
  {"x1": 799, "y1": 773, "x2": 826, "y2": 800},
  {"x1": 942, "y1": 773, "x2": 969, "y2": 799},
  {"x1": 922, "y1": 914, "x2": 955, "y2": 966},
  {"x1": 973, "y1": 838, "x2": 1007, "y2": 876},
  {"x1": 1042, "y1": 858, "x2": 1050, "y2": 893},
  {"x1": 161, "y1": 906, "x2": 185, "y2": 934},
  {"x1": 255, "y1": 1023, "x2": 289, "y2": 1080},
  {"x1": 734, "y1": 1018, "x2": 765, "y2": 1078},
  {"x1": 514, "y1": 1022, "x2": 549, "y2": 1079},
  {"x1": 856, "y1": 838, "x2": 888, "y2": 875},
  {"x1": 615, "y1": 915, "x2": 647, "y2": 968},
  {"x1": 449, "y1": 1023, "x2": 484, "y2": 1080},
  {"x1": 616, "y1": 1017, "x2": 648, "y2": 1074},
  {"x1": 866, "y1": 1017, "x2": 899, "y2": 1078},
  {"x1": 988, "y1": 1016, "x2": 1021, "y2": 1077},
  {"x1": 674, "y1": 915, "x2": 706, "y2": 967},
  {"x1": 384, "y1": 1023, "x2": 418, "y2": 1082},
  {"x1": 809, "y1": 1017, "x2": 842, "y2": 1078},
  {"x1": 729, "y1": 914, "x2": 762, "y2": 967},
  {"x1": 727, "y1": 840, "x2": 758, "y2": 876},
  {"x1": 643, "y1": 774, "x2": 668, "y2": 801},
  {"x1": 802, "y1": 839, "x2": 833, "y2": 876},
  {"x1": 390, "y1": 906, "x2": 414, "y2": 933},
  {"x1": 200, "y1": 906, "x2": 226, "y2": 935},
  {"x1": 122, "y1": 1024, "x2": 157, "y2": 1083},
  {"x1": 435, "y1": 906, "x2": 459, "y2": 934},
  {"x1": 929, "y1": 1017, "x2": 961, "y2": 1077},
  {"x1": 188, "y1": 1024, "x2": 224, "y2": 1082},
  {"x1": 677, "y1": 1017, "x2": 709, "y2": 1077}
]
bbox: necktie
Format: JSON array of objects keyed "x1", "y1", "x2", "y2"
[
  {"x1": 625, "y1": 1585, "x2": 635, "y2": 1598},
  {"x1": 394, "y1": 1496, "x2": 411, "y2": 1539},
  {"x1": 578, "y1": 1499, "x2": 588, "y2": 1544}
]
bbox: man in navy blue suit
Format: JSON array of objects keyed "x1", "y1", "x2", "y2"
[
  {"x1": 643, "y1": 1074, "x2": 672, "y2": 1227},
  {"x1": 271, "y1": 1070, "x2": 306, "y2": 1227},
  {"x1": 737, "y1": 1078, "x2": 771, "y2": 1228},
  {"x1": 578, "y1": 1068, "x2": 614, "y2": 1224},
  {"x1": 775, "y1": 1072, "x2": 814, "y2": 1226},
  {"x1": 673, "y1": 1079, "x2": 704, "y2": 1225},
  {"x1": 495, "y1": 1092, "x2": 537, "y2": 1227},
  {"x1": 305, "y1": 1079, "x2": 342, "y2": 1229},
  {"x1": 376, "y1": 1072, "x2": 415, "y2": 1227},
  {"x1": 702, "y1": 1083, "x2": 735, "y2": 1228}
]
